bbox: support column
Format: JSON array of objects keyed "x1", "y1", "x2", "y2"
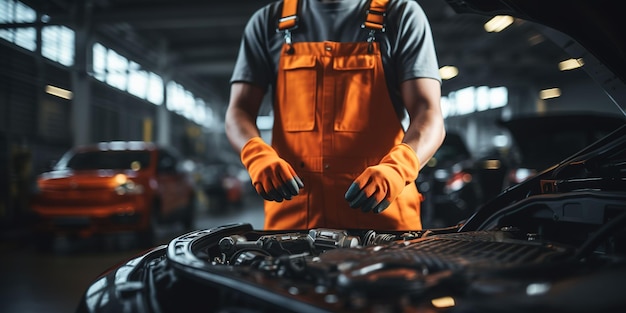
[
  {"x1": 156, "y1": 85, "x2": 170, "y2": 146},
  {"x1": 156, "y1": 41, "x2": 171, "y2": 146},
  {"x1": 71, "y1": 0, "x2": 93, "y2": 146}
]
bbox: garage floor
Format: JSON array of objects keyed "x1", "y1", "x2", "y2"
[{"x1": 0, "y1": 192, "x2": 264, "y2": 313}]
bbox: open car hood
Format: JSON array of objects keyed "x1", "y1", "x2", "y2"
[{"x1": 445, "y1": 0, "x2": 626, "y2": 114}]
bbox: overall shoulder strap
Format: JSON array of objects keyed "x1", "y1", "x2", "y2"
[
  {"x1": 278, "y1": 0, "x2": 389, "y2": 32},
  {"x1": 276, "y1": 0, "x2": 299, "y2": 53},
  {"x1": 277, "y1": 0, "x2": 299, "y2": 31},
  {"x1": 363, "y1": 0, "x2": 390, "y2": 32}
]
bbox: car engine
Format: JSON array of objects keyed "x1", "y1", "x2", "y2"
[{"x1": 152, "y1": 206, "x2": 626, "y2": 313}]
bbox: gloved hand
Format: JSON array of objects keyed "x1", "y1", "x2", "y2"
[
  {"x1": 241, "y1": 137, "x2": 304, "y2": 202},
  {"x1": 345, "y1": 143, "x2": 420, "y2": 213}
]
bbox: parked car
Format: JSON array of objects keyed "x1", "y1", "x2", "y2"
[
  {"x1": 499, "y1": 112, "x2": 625, "y2": 188},
  {"x1": 31, "y1": 141, "x2": 196, "y2": 248},
  {"x1": 75, "y1": 0, "x2": 626, "y2": 312},
  {"x1": 417, "y1": 132, "x2": 483, "y2": 228},
  {"x1": 198, "y1": 162, "x2": 248, "y2": 214}
]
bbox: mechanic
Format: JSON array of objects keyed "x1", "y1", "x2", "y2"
[{"x1": 225, "y1": 0, "x2": 445, "y2": 230}]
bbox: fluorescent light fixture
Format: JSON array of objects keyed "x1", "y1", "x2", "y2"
[
  {"x1": 483, "y1": 159, "x2": 502, "y2": 170},
  {"x1": 431, "y1": 296, "x2": 456, "y2": 308},
  {"x1": 45, "y1": 85, "x2": 73, "y2": 100},
  {"x1": 558, "y1": 58, "x2": 584, "y2": 71},
  {"x1": 484, "y1": 15, "x2": 514, "y2": 32},
  {"x1": 539, "y1": 88, "x2": 561, "y2": 99},
  {"x1": 439, "y1": 65, "x2": 459, "y2": 80}
]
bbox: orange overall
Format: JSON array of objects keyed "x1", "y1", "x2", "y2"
[{"x1": 266, "y1": 0, "x2": 422, "y2": 230}]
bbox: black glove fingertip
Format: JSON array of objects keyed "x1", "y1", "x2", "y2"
[
  {"x1": 372, "y1": 199, "x2": 391, "y2": 213},
  {"x1": 295, "y1": 176, "x2": 304, "y2": 188},
  {"x1": 267, "y1": 189, "x2": 283, "y2": 202},
  {"x1": 361, "y1": 196, "x2": 379, "y2": 213},
  {"x1": 259, "y1": 191, "x2": 272, "y2": 201},
  {"x1": 285, "y1": 178, "x2": 300, "y2": 195},
  {"x1": 345, "y1": 183, "x2": 360, "y2": 200},
  {"x1": 349, "y1": 191, "x2": 367, "y2": 208}
]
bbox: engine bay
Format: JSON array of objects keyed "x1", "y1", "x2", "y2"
[{"x1": 158, "y1": 195, "x2": 626, "y2": 313}]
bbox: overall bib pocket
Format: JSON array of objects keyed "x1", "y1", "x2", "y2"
[
  {"x1": 332, "y1": 55, "x2": 376, "y2": 132},
  {"x1": 279, "y1": 55, "x2": 318, "y2": 132}
]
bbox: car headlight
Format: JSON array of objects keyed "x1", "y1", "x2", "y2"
[
  {"x1": 114, "y1": 174, "x2": 144, "y2": 195},
  {"x1": 445, "y1": 171, "x2": 473, "y2": 193}
]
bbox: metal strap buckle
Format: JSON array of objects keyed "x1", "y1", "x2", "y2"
[
  {"x1": 278, "y1": 15, "x2": 297, "y2": 25},
  {"x1": 277, "y1": 15, "x2": 299, "y2": 33}
]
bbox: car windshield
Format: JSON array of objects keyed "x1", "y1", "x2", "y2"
[
  {"x1": 502, "y1": 114, "x2": 625, "y2": 170},
  {"x1": 433, "y1": 136, "x2": 470, "y2": 161},
  {"x1": 515, "y1": 128, "x2": 614, "y2": 169},
  {"x1": 56, "y1": 150, "x2": 151, "y2": 171}
]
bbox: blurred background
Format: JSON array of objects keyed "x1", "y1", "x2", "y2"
[{"x1": 0, "y1": 0, "x2": 623, "y2": 312}]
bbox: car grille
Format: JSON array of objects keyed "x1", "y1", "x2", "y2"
[
  {"x1": 37, "y1": 188, "x2": 121, "y2": 205},
  {"x1": 398, "y1": 231, "x2": 567, "y2": 271}
]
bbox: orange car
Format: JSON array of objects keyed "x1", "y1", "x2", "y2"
[{"x1": 31, "y1": 141, "x2": 196, "y2": 247}]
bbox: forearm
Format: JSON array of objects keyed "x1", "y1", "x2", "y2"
[
  {"x1": 400, "y1": 78, "x2": 446, "y2": 170},
  {"x1": 225, "y1": 106, "x2": 261, "y2": 151},
  {"x1": 224, "y1": 82, "x2": 266, "y2": 151},
  {"x1": 403, "y1": 106, "x2": 445, "y2": 170}
]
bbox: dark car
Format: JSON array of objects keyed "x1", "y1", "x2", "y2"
[
  {"x1": 197, "y1": 162, "x2": 248, "y2": 214},
  {"x1": 418, "y1": 132, "x2": 484, "y2": 228},
  {"x1": 499, "y1": 112, "x2": 626, "y2": 188},
  {"x1": 31, "y1": 141, "x2": 197, "y2": 247},
  {"x1": 75, "y1": 1, "x2": 626, "y2": 312}
]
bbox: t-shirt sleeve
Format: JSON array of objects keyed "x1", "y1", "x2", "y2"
[
  {"x1": 230, "y1": 6, "x2": 275, "y2": 91},
  {"x1": 392, "y1": 0, "x2": 441, "y2": 84}
]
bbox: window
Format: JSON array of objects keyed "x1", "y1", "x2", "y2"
[
  {"x1": 106, "y1": 48, "x2": 128, "y2": 90},
  {"x1": 60, "y1": 150, "x2": 152, "y2": 170},
  {"x1": 0, "y1": 0, "x2": 36, "y2": 51},
  {"x1": 41, "y1": 25, "x2": 74, "y2": 66},
  {"x1": 166, "y1": 81, "x2": 214, "y2": 127},
  {"x1": 92, "y1": 42, "x2": 164, "y2": 105},
  {"x1": 1, "y1": 0, "x2": 212, "y2": 128}
]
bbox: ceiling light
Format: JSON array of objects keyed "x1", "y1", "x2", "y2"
[
  {"x1": 439, "y1": 66, "x2": 459, "y2": 80},
  {"x1": 45, "y1": 85, "x2": 73, "y2": 100},
  {"x1": 539, "y1": 88, "x2": 561, "y2": 99},
  {"x1": 558, "y1": 58, "x2": 584, "y2": 71},
  {"x1": 484, "y1": 15, "x2": 514, "y2": 32}
]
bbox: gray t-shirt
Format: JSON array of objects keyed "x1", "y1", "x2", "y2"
[{"x1": 231, "y1": 0, "x2": 441, "y2": 114}]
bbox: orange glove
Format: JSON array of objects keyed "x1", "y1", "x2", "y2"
[
  {"x1": 345, "y1": 143, "x2": 420, "y2": 213},
  {"x1": 241, "y1": 137, "x2": 304, "y2": 202}
]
